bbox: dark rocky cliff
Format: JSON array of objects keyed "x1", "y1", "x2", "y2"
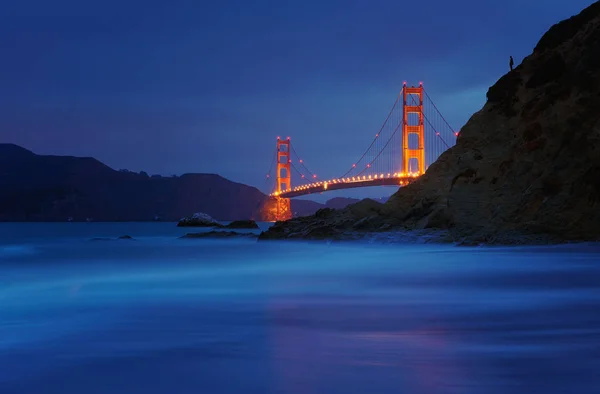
[{"x1": 260, "y1": 1, "x2": 600, "y2": 243}]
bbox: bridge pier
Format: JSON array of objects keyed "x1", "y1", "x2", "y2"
[
  {"x1": 261, "y1": 196, "x2": 292, "y2": 222},
  {"x1": 275, "y1": 197, "x2": 291, "y2": 221}
]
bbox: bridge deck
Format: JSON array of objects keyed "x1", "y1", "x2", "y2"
[{"x1": 273, "y1": 175, "x2": 419, "y2": 198}]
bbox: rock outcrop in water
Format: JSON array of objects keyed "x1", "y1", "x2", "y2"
[
  {"x1": 224, "y1": 220, "x2": 259, "y2": 229},
  {"x1": 177, "y1": 213, "x2": 223, "y2": 228},
  {"x1": 180, "y1": 231, "x2": 258, "y2": 239},
  {"x1": 260, "y1": 2, "x2": 600, "y2": 244},
  {"x1": 90, "y1": 235, "x2": 136, "y2": 241}
]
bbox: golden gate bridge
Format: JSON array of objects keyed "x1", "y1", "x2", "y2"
[{"x1": 263, "y1": 82, "x2": 458, "y2": 220}]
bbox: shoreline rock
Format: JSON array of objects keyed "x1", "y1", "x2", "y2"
[
  {"x1": 177, "y1": 212, "x2": 224, "y2": 228},
  {"x1": 224, "y1": 220, "x2": 259, "y2": 229},
  {"x1": 258, "y1": 224, "x2": 573, "y2": 246},
  {"x1": 180, "y1": 231, "x2": 258, "y2": 239},
  {"x1": 90, "y1": 235, "x2": 135, "y2": 241}
]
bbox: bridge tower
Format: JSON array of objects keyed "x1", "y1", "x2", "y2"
[
  {"x1": 275, "y1": 137, "x2": 292, "y2": 221},
  {"x1": 276, "y1": 137, "x2": 291, "y2": 194},
  {"x1": 402, "y1": 83, "x2": 425, "y2": 175}
]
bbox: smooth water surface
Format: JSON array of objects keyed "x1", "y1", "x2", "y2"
[{"x1": 1, "y1": 223, "x2": 599, "y2": 393}]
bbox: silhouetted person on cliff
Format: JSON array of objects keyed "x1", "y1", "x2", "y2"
[{"x1": 510, "y1": 56, "x2": 514, "y2": 71}]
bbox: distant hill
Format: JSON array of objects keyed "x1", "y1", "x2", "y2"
[{"x1": 0, "y1": 144, "x2": 362, "y2": 222}]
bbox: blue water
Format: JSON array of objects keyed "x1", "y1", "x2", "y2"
[{"x1": 1, "y1": 223, "x2": 599, "y2": 394}]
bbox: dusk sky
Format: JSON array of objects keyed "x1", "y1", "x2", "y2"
[{"x1": 0, "y1": 0, "x2": 594, "y2": 199}]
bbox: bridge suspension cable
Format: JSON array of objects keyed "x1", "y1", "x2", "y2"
[
  {"x1": 290, "y1": 162, "x2": 312, "y2": 185},
  {"x1": 355, "y1": 119, "x2": 404, "y2": 177},
  {"x1": 290, "y1": 144, "x2": 318, "y2": 180},
  {"x1": 423, "y1": 88, "x2": 458, "y2": 137},
  {"x1": 339, "y1": 88, "x2": 403, "y2": 179},
  {"x1": 406, "y1": 91, "x2": 449, "y2": 148},
  {"x1": 264, "y1": 148, "x2": 277, "y2": 192}
]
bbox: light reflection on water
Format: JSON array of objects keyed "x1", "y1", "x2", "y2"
[{"x1": 0, "y1": 223, "x2": 599, "y2": 394}]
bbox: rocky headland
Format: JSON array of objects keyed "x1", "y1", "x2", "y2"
[{"x1": 260, "y1": 1, "x2": 600, "y2": 245}]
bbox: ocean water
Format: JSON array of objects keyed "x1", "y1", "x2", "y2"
[{"x1": 0, "y1": 223, "x2": 599, "y2": 394}]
